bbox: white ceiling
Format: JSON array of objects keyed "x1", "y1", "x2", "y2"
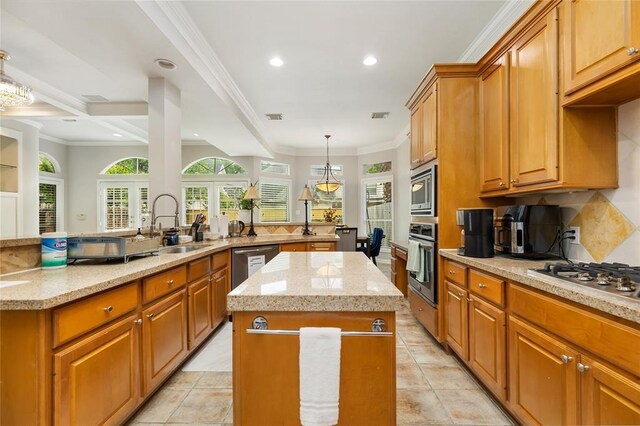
[{"x1": 0, "y1": 0, "x2": 511, "y2": 155}]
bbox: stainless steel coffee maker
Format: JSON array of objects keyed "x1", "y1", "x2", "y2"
[{"x1": 229, "y1": 220, "x2": 245, "y2": 237}]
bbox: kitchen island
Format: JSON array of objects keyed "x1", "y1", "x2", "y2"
[{"x1": 228, "y1": 251, "x2": 404, "y2": 426}]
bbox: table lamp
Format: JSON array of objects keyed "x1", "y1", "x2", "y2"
[
  {"x1": 298, "y1": 185, "x2": 315, "y2": 236},
  {"x1": 243, "y1": 184, "x2": 260, "y2": 236}
]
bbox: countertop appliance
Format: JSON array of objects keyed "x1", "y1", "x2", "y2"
[
  {"x1": 411, "y1": 163, "x2": 436, "y2": 216},
  {"x1": 408, "y1": 222, "x2": 438, "y2": 306},
  {"x1": 497, "y1": 205, "x2": 562, "y2": 259},
  {"x1": 229, "y1": 220, "x2": 245, "y2": 237},
  {"x1": 493, "y1": 206, "x2": 514, "y2": 254},
  {"x1": 67, "y1": 236, "x2": 161, "y2": 263},
  {"x1": 231, "y1": 245, "x2": 279, "y2": 289},
  {"x1": 530, "y1": 262, "x2": 639, "y2": 299},
  {"x1": 460, "y1": 209, "x2": 494, "y2": 258}
]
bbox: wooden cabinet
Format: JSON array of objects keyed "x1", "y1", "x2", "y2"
[
  {"x1": 211, "y1": 267, "x2": 229, "y2": 329},
  {"x1": 580, "y1": 355, "x2": 640, "y2": 425},
  {"x1": 410, "y1": 105, "x2": 422, "y2": 166},
  {"x1": 563, "y1": 0, "x2": 640, "y2": 95},
  {"x1": 509, "y1": 9, "x2": 559, "y2": 188},
  {"x1": 468, "y1": 296, "x2": 506, "y2": 400},
  {"x1": 390, "y1": 246, "x2": 407, "y2": 296},
  {"x1": 187, "y1": 276, "x2": 212, "y2": 350},
  {"x1": 444, "y1": 280, "x2": 468, "y2": 360},
  {"x1": 142, "y1": 289, "x2": 188, "y2": 395},
  {"x1": 508, "y1": 316, "x2": 579, "y2": 425},
  {"x1": 280, "y1": 242, "x2": 307, "y2": 252},
  {"x1": 142, "y1": 265, "x2": 187, "y2": 304},
  {"x1": 408, "y1": 287, "x2": 438, "y2": 338},
  {"x1": 480, "y1": 53, "x2": 510, "y2": 192},
  {"x1": 307, "y1": 242, "x2": 336, "y2": 251},
  {"x1": 409, "y1": 83, "x2": 438, "y2": 168},
  {"x1": 54, "y1": 314, "x2": 140, "y2": 425}
]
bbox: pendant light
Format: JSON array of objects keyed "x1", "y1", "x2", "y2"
[
  {"x1": 0, "y1": 51, "x2": 34, "y2": 112},
  {"x1": 315, "y1": 135, "x2": 341, "y2": 193}
]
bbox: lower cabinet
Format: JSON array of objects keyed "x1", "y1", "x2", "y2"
[
  {"x1": 211, "y1": 267, "x2": 229, "y2": 329},
  {"x1": 53, "y1": 314, "x2": 140, "y2": 425},
  {"x1": 444, "y1": 280, "x2": 468, "y2": 359},
  {"x1": 307, "y1": 242, "x2": 336, "y2": 251},
  {"x1": 142, "y1": 289, "x2": 188, "y2": 395},
  {"x1": 188, "y1": 276, "x2": 213, "y2": 350}
]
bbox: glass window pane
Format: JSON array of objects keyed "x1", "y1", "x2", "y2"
[
  {"x1": 363, "y1": 179, "x2": 392, "y2": 250},
  {"x1": 308, "y1": 180, "x2": 344, "y2": 224},
  {"x1": 105, "y1": 187, "x2": 130, "y2": 230},
  {"x1": 310, "y1": 165, "x2": 343, "y2": 177},
  {"x1": 259, "y1": 181, "x2": 290, "y2": 222},
  {"x1": 260, "y1": 160, "x2": 290, "y2": 175},
  {"x1": 38, "y1": 155, "x2": 56, "y2": 173},
  {"x1": 103, "y1": 157, "x2": 148, "y2": 175},
  {"x1": 184, "y1": 157, "x2": 246, "y2": 175},
  {"x1": 184, "y1": 186, "x2": 209, "y2": 225},
  {"x1": 218, "y1": 185, "x2": 246, "y2": 220},
  {"x1": 39, "y1": 183, "x2": 57, "y2": 233},
  {"x1": 363, "y1": 161, "x2": 392, "y2": 175}
]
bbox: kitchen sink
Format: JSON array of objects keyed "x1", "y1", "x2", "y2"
[{"x1": 160, "y1": 245, "x2": 203, "y2": 254}]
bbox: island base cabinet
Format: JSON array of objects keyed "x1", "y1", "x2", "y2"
[
  {"x1": 142, "y1": 290, "x2": 188, "y2": 396},
  {"x1": 508, "y1": 317, "x2": 579, "y2": 425},
  {"x1": 53, "y1": 314, "x2": 140, "y2": 426},
  {"x1": 232, "y1": 311, "x2": 396, "y2": 425}
]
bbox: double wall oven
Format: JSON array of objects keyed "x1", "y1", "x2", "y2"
[{"x1": 408, "y1": 222, "x2": 437, "y2": 306}]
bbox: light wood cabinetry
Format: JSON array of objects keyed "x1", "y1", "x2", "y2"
[
  {"x1": 409, "y1": 82, "x2": 438, "y2": 168},
  {"x1": 444, "y1": 280, "x2": 468, "y2": 360},
  {"x1": 408, "y1": 287, "x2": 438, "y2": 338},
  {"x1": 410, "y1": 106, "x2": 422, "y2": 166},
  {"x1": 142, "y1": 289, "x2": 188, "y2": 395},
  {"x1": 142, "y1": 265, "x2": 187, "y2": 304},
  {"x1": 53, "y1": 314, "x2": 140, "y2": 426},
  {"x1": 390, "y1": 246, "x2": 408, "y2": 296},
  {"x1": 187, "y1": 276, "x2": 212, "y2": 350},
  {"x1": 211, "y1": 266, "x2": 229, "y2": 329},
  {"x1": 307, "y1": 241, "x2": 336, "y2": 251},
  {"x1": 280, "y1": 242, "x2": 307, "y2": 252}
]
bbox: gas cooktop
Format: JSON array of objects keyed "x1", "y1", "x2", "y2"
[{"x1": 531, "y1": 262, "x2": 640, "y2": 299}]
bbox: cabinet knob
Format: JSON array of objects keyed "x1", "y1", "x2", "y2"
[
  {"x1": 627, "y1": 47, "x2": 639, "y2": 55},
  {"x1": 449, "y1": 270, "x2": 455, "y2": 275},
  {"x1": 478, "y1": 283, "x2": 486, "y2": 289},
  {"x1": 458, "y1": 292, "x2": 464, "y2": 297},
  {"x1": 167, "y1": 279, "x2": 174, "y2": 286},
  {"x1": 498, "y1": 181, "x2": 505, "y2": 187},
  {"x1": 146, "y1": 313, "x2": 155, "y2": 319},
  {"x1": 103, "y1": 305, "x2": 113, "y2": 313},
  {"x1": 418, "y1": 307, "x2": 423, "y2": 312},
  {"x1": 577, "y1": 363, "x2": 590, "y2": 372},
  {"x1": 134, "y1": 319, "x2": 142, "y2": 325},
  {"x1": 510, "y1": 178, "x2": 517, "y2": 184},
  {"x1": 466, "y1": 297, "x2": 473, "y2": 303},
  {"x1": 560, "y1": 354, "x2": 573, "y2": 364}
]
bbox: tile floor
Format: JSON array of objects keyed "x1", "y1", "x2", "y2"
[{"x1": 128, "y1": 265, "x2": 513, "y2": 426}]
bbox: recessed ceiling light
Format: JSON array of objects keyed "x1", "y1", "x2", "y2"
[
  {"x1": 113, "y1": 133, "x2": 123, "y2": 137},
  {"x1": 269, "y1": 57, "x2": 284, "y2": 67},
  {"x1": 363, "y1": 56, "x2": 378, "y2": 66},
  {"x1": 193, "y1": 133, "x2": 199, "y2": 137},
  {"x1": 154, "y1": 58, "x2": 177, "y2": 70}
]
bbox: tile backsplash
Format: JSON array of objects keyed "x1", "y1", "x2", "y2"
[{"x1": 518, "y1": 98, "x2": 640, "y2": 265}]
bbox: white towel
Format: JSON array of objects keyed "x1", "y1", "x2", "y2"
[
  {"x1": 406, "y1": 240, "x2": 421, "y2": 273},
  {"x1": 300, "y1": 327, "x2": 342, "y2": 426}
]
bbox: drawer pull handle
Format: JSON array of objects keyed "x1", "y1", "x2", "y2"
[
  {"x1": 560, "y1": 355, "x2": 573, "y2": 364},
  {"x1": 134, "y1": 319, "x2": 142, "y2": 325},
  {"x1": 577, "y1": 363, "x2": 590, "y2": 373},
  {"x1": 103, "y1": 305, "x2": 113, "y2": 313},
  {"x1": 146, "y1": 313, "x2": 155, "y2": 319},
  {"x1": 458, "y1": 292, "x2": 464, "y2": 297},
  {"x1": 478, "y1": 283, "x2": 486, "y2": 289},
  {"x1": 498, "y1": 181, "x2": 505, "y2": 187},
  {"x1": 449, "y1": 270, "x2": 455, "y2": 275},
  {"x1": 167, "y1": 279, "x2": 174, "y2": 286},
  {"x1": 418, "y1": 307, "x2": 423, "y2": 312},
  {"x1": 627, "y1": 47, "x2": 639, "y2": 56}
]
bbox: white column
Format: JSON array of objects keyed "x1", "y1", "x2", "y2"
[{"x1": 148, "y1": 78, "x2": 182, "y2": 227}]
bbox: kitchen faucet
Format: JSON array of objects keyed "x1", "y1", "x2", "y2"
[{"x1": 150, "y1": 193, "x2": 180, "y2": 238}]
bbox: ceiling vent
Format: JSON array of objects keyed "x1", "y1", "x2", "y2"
[
  {"x1": 371, "y1": 112, "x2": 390, "y2": 119},
  {"x1": 62, "y1": 119, "x2": 77, "y2": 122},
  {"x1": 82, "y1": 94, "x2": 109, "y2": 102},
  {"x1": 265, "y1": 113, "x2": 283, "y2": 121}
]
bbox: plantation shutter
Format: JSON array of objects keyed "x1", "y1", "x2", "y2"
[
  {"x1": 259, "y1": 181, "x2": 290, "y2": 222},
  {"x1": 105, "y1": 187, "x2": 130, "y2": 230},
  {"x1": 184, "y1": 186, "x2": 209, "y2": 225},
  {"x1": 218, "y1": 185, "x2": 245, "y2": 220},
  {"x1": 39, "y1": 183, "x2": 57, "y2": 234}
]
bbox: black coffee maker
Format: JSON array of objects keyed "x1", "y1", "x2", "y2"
[{"x1": 461, "y1": 209, "x2": 494, "y2": 258}]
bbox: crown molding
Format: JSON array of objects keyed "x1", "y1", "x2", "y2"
[
  {"x1": 39, "y1": 133, "x2": 67, "y2": 145},
  {"x1": 136, "y1": 0, "x2": 274, "y2": 157},
  {"x1": 62, "y1": 140, "x2": 148, "y2": 147},
  {"x1": 457, "y1": 0, "x2": 535, "y2": 63}
]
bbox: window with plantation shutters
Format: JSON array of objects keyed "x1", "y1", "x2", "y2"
[
  {"x1": 259, "y1": 179, "x2": 291, "y2": 223},
  {"x1": 105, "y1": 187, "x2": 130, "y2": 231},
  {"x1": 218, "y1": 185, "x2": 246, "y2": 220},
  {"x1": 184, "y1": 186, "x2": 209, "y2": 225},
  {"x1": 307, "y1": 180, "x2": 344, "y2": 224},
  {"x1": 39, "y1": 183, "x2": 57, "y2": 234},
  {"x1": 98, "y1": 182, "x2": 147, "y2": 232}
]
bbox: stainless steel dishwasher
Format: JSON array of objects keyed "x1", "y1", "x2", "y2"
[{"x1": 231, "y1": 245, "x2": 280, "y2": 289}]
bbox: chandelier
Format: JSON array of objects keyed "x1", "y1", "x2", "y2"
[
  {"x1": 0, "y1": 51, "x2": 34, "y2": 112},
  {"x1": 315, "y1": 135, "x2": 341, "y2": 193}
]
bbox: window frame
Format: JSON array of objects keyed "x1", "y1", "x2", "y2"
[
  {"x1": 39, "y1": 176, "x2": 64, "y2": 233},
  {"x1": 181, "y1": 180, "x2": 250, "y2": 225},
  {"x1": 258, "y1": 177, "x2": 292, "y2": 223},
  {"x1": 38, "y1": 152, "x2": 60, "y2": 175},
  {"x1": 182, "y1": 157, "x2": 247, "y2": 175},
  {"x1": 361, "y1": 175, "x2": 394, "y2": 253},
  {"x1": 310, "y1": 164, "x2": 344, "y2": 177},
  {"x1": 97, "y1": 180, "x2": 148, "y2": 232},
  {"x1": 101, "y1": 157, "x2": 149, "y2": 175},
  {"x1": 260, "y1": 160, "x2": 290, "y2": 176},
  {"x1": 306, "y1": 179, "x2": 346, "y2": 224}
]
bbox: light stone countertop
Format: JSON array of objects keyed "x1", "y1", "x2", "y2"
[
  {"x1": 439, "y1": 249, "x2": 640, "y2": 324},
  {"x1": 0, "y1": 235, "x2": 338, "y2": 310},
  {"x1": 227, "y1": 252, "x2": 405, "y2": 312},
  {"x1": 391, "y1": 240, "x2": 409, "y2": 251}
]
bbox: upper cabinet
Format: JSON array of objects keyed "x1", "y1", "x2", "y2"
[
  {"x1": 408, "y1": 81, "x2": 438, "y2": 169},
  {"x1": 410, "y1": 106, "x2": 422, "y2": 167},
  {"x1": 563, "y1": 0, "x2": 640, "y2": 95}
]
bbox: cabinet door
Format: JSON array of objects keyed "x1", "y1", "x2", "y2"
[
  {"x1": 187, "y1": 276, "x2": 212, "y2": 350},
  {"x1": 410, "y1": 105, "x2": 422, "y2": 167},
  {"x1": 212, "y1": 267, "x2": 229, "y2": 329},
  {"x1": 480, "y1": 53, "x2": 510, "y2": 192},
  {"x1": 563, "y1": 0, "x2": 640, "y2": 94},
  {"x1": 508, "y1": 317, "x2": 579, "y2": 425},
  {"x1": 142, "y1": 290, "x2": 188, "y2": 395},
  {"x1": 580, "y1": 355, "x2": 640, "y2": 425},
  {"x1": 444, "y1": 281, "x2": 468, "y2": 360},
  {"x1": 468, "y1": 296, "x2": 506, "y2": 400},
  {"x1": 54, "y1": 314, "x2": 140, "y2": 425},
  {"x1": 280, "y1": 242, "x2": 307, "y2": 252},
  {"x1": 421, "y1": 83, "x2": 438, "y2": 163},
  {"x1": 307, "y1": 242, "x2": 336, "y2": 251},
  {"x1": 510, "y1": 9, "x2": 559, "y2": 187}
]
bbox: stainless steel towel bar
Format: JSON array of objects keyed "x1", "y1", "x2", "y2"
[{"x1": 246, "y1": 329, "x2": 393, "y2": 337}]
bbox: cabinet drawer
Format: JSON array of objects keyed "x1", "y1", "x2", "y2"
[
  {"x1": 443, "y1": 260, "x2": 467, "y2": 287},
  {"x1": 509, "y1": 284, "x2": 640, "y2": 376},
  {"x1": 469, "y1": 269, "x2": 504, "y2": 307},
  {"x1": 188, "y1": 256, "x2": 211, "y2": 282},
  {"x1": 212, "y1": 251, "x2": 229, "y2": 270},
  {"x1": 391, "y1": 247, "x2": 397, "y2": 258},
  {"x1": 53, "y1": 282, "x2": 138, "y2": 347},
  {"x1": 396, "y1": 248, "x2": 407, "y2": 261},
  {"x1": 142, "y1": 266, "x2": 187, "y2": 304},
  {"x1": 408, "y1": 287, "x2": 438, "y2": 339},
  {"x1": 307, "y1": 242, "x2": 335, "y2": 251},
  {"x1": 280, "y1": 242, "x2": 307, "y2": 252}
]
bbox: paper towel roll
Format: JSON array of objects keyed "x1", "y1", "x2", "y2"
[{"x1": 218, "y1": 215, "x2": 229, "y2": 237}]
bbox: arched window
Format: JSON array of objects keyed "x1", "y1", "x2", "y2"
[
  {"x1": 182, "y1": 157, "x2": 246, "y2": 175},
  {"x1": 102, "y1": 157, "x2": 149, "y2": 175},
  {"x1": 39, "y1": 153, "x2": 59, "y2": 174}
]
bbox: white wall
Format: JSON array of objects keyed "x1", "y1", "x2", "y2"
[{"x1": 394, "y1": 139, "x2": 411, "y2": 242}]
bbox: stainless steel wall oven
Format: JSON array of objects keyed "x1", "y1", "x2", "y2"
[{"x1": 408, "y1": 223, "x2": 437, "y2": 306}]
